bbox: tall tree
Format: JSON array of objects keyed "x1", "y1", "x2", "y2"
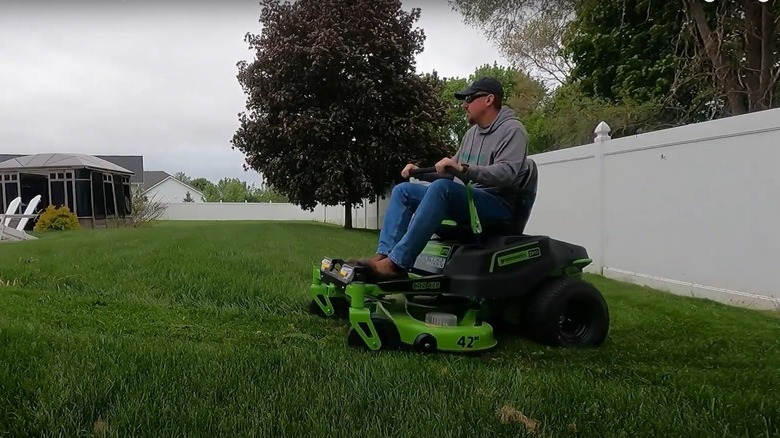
[
  {"x1": 563, "y1": 0, "x2": 779, "y2": 123},
  {"x1": 561, "y1": 0, "x2": 708, "y2": 128},
  {"x1": 173, "y1": 172, "x2": 192, "y2": 185},
  {"x1": 449, "y1": 0, "x2": 576, "y2": 88},
  {"x1": 232, "y1": 0, "x2": 451, "y2": 228},
  {"x1": 456, "y1": 0, "x2": 780, "y2": 130},
  {"x1": 681, "y1": 0, "x2": 779, "y2": 116},
  {"x1": 189, "y1": 177, "x2": 214, "y2": 194}
]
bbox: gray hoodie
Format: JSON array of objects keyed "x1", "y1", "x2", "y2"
[{"x1": 454, "y1": 106, "x2": 530, "y2": 206}]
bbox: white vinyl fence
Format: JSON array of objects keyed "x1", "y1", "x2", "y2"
[
  {"x1": 161, "y1": 195, "x2": 390, "y2": 229},
  {"x1": 523, "y1": 108, "x2": 780, "y2": 310},
  {"x1": 160, "y1": 108, "x2": 780, "y2": 309}
]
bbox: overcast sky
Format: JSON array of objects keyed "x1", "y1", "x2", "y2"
[{"x1": 0, "y1": 0, "x2": 507, "y2": 184}]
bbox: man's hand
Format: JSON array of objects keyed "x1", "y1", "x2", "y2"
[
  {"x1": 435, "y1": 157, "x2": 460, "y2": 175},
  {"x1": 401, "y1": 163, "x2": 418, "y2": 179}
]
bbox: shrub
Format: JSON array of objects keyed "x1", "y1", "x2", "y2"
[
  {"x1": 131, "y1": 189, "x2": 166, "y2": 227},
  {"x1": 33, "y1": 205, "x2": 81, "y2": 232}
]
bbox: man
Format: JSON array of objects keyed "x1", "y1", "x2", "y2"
[{"x1": 350, "y1": 76, "x2": 531, "y2": 280}]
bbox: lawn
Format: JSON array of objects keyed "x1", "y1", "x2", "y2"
[{"x1": 0, "y1": 221, "x2": 778, "y2": 437}]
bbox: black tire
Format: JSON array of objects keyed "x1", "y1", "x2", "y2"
[
  {"x1": 525, "y1": 276, "x2": 609, "y2": 347},
  {"x1": 346, "y1": 316, "x2": 400, "y2": 350},
  {"x1": 413, "y1": 333, "x2": 437, "y2": 353}
]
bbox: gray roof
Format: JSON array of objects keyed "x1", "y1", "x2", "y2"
[
  {"x1": 143, "y1": 171, "x2": 171, "y2": 191},
  {"x1": 0, "y1": 153, "x2": 144, "y2": 183},
  {"x1": 0, "y1": 153, "x2": 133, "y2": 174},
  {"x1": 142, "y1": 170, "x2": 205, "y2": 195},
  {"x1": 95, "y1": 155, "x2": 144, "y2": 183},
  {"x1": 0, "y1": 154, "x2": 20, "y2": 164}
]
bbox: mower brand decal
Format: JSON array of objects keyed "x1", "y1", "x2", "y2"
[
  {"x1": 489, "y1": 241, "x2": 540, "y2": 272},
  {"x1": 422, "y1": 244, "x2": 451, "y2": 258},
  {"x1": 412, "y1": 281, "x2": 441, "y2": 290},
  {"x1": 496, "y1": 247, "x2": 541, "y2": 267}
]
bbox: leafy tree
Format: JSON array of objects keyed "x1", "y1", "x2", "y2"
[
  {"x1": 232, "y1": 0, "x2": 451, "y2": 228},
  {"x1": 438, "y1": 76, "x2": 469, "y2": 146},
  {"x1": 450, "y1": 0, "x2": 666, "y2": 146},
  {"x1": 531, "y1": 82, "x2": 660, "y2": 149},
  {"x1": 437, "y1": 63, "x2": 546, "y2": 147},
  {"x1": 454, "y1": 0, "x2": 779, "y2": 136},
  {"x1": 183, "y1": 191, "x2": 194, "y2": 202},
  {"x1": 562, "y1": 1, "x2": 683, "y2": 101},
  {"x1": 173, "y1": 172, "x2": 192, "y2": 185},
  {"x1": 185, "y1": 176, "x2": 288, "y2": 203},
  {"x1": 253, "y1": 187, "x2": 289, "y2": 203},
  {"x1": 560, "y1": 0, "x2": 706, "y2": 129},
  {"x1": 681, "y1": 0, "x2": 779, "y2": 116},
  {"x1": 213, "y1": 178, "x2": 251, "y2": 202},
  {"x1": 450, "y1": 0, "x2": 576, "y2": 87},
  {"x1": 189, "y1": 177, "x2": 214, "y2": 194},
  {"x1": 562, "y1": 0, "x2": 779, "y2": 123}
]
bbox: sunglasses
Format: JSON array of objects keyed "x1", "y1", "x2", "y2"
[{"x1": 464, "y1": 93, "x2": 491, "y2": 103}]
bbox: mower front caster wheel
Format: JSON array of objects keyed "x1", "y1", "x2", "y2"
[
  {"x1": 347, "y1": 317, "x2": 400, "y2": 351},
  {"x1": 413, "y1": 333, "x2": 437, "y2": 353}
]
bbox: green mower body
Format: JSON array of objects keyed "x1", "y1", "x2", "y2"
[{"x1": 308, "y1": 159, "x2": 610, "y2": 353}]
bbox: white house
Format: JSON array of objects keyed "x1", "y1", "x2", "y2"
[{"x1": 143, "y1": 171, "x2": 205, "y2": 202}]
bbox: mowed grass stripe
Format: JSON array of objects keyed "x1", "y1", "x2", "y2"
[{"x1": 0, "y1": 221, "x2": 778, "y2": 437}]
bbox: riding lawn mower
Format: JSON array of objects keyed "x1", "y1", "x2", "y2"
[{"x1": 308, "y1": 159, "x2": 609, "y2": 353}]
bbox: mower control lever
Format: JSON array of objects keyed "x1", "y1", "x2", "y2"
[{"x1": 408, "y1": 166, "x2": 471, "y2": 184}]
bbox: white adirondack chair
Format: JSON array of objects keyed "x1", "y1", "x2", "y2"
[
  {"x1": 2, "y1": 196, "x2": 21, "y2": 227},
  {"x1": 15, "y1": 194, "x2": 41, "y2": 231},
  {"x1": 1, "y1": 196, "x2": 39, "y2": 241}
]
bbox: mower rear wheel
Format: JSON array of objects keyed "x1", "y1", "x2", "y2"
[
  {"x1": 347, "y1": 316, "x2": 400, "y2": 350},
  {"x1": 526, "y1": 276, "x2": 609, "y2": 348}
]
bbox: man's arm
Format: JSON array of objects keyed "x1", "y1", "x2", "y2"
[{"x1": 462, "y1": 127, "x2": 528, "y2": 188}]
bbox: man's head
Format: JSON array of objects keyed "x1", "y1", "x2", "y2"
[{"x1": 454, "y1": 76, "x2": 504, "y2": 126}]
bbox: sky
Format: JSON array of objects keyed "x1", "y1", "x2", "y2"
[{"x1": 0, "y1": 0, "x2": 508, "y2": 185}]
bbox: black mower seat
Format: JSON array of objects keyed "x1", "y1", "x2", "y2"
[{"x1": 435, "y1": 158, "x2": 538, "y2": 239}]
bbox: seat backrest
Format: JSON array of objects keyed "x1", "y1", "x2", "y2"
[
  {"x1": 3, "y1": 196, "x2": 22, "y2": 226},
  {"x1": 511, "y1": 158, "x2": 538, "y2": 233},
  {"x1": 16, "y1": 194, "x2": 41, "y2": 231}
]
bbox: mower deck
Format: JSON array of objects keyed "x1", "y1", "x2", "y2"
[
  {"x1": 350, "y1": 294, "x2": 497, "y2": 352},
  {"x1": 311, "y1": 260, "x2": 497, "y2": 352}
]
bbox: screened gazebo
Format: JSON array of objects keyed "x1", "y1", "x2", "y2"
[{"x1": 0, "y1": 153, "x2": 134, "y2": 229}]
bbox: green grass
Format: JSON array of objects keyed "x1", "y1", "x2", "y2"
[{"x1": 0, "y1": 221, "x2": 778, "y2": 437}]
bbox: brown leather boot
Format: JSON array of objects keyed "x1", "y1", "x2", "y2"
[
  {"x1": 365, "y1": 257, "x2": 408, "y2": 281},
  {"x1": 345, "y1": 253, "x2": 386, "y2": 267}
]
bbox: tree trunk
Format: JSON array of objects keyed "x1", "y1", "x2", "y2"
[
  {"x1": 684, "y1": 0, "x2": 748, "y2": 115},
  {"x1": 742, "y1": 0, "x2": 776, "y2": 112},
  {"x1": 344, "y1": 201, "x2": 352, "y2": 229},
  {"x1": 743, "y1": 0, "x2": 763, "y2": 110},
  {"x1": 758, "y1": 2, "x2": 775, "y2": 110}
]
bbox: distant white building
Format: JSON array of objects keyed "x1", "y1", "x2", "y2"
[{"x1": 142, "y1": 171, "x2": 205, "y2": 203}]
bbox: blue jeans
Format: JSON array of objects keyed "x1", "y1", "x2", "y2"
[{"x1": 377, "y1": 179, "x2": 513, "y2": 270}]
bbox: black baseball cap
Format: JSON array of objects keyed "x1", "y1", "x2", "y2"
[{"x1": 454, "y1": 76, "x2": 504, "y2": 100}]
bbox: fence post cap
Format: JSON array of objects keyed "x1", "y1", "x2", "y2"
[{"x1": 594, "y1": 121, "x2": 611, "y2": 141}]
